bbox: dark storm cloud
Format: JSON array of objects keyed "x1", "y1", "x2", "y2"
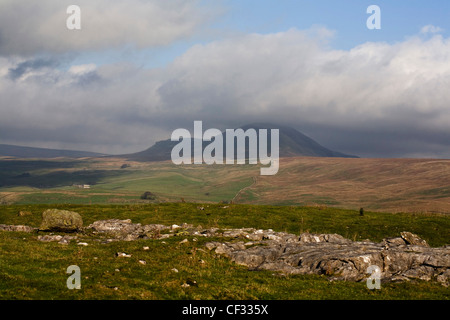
[{"x1": 301, "y1": 123, "x2": 450, "y2": 159}]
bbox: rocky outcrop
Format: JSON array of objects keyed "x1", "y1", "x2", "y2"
[
  {"x1": 87, "y1": 219, "x2": 170, "y2": 241},
  {"x1": 1, "y1": 217, "x2": 448, "y2": 286},
  {"x1": 204, "y1": 229, "x2": 449, "y2": 287},
  {"x1": 83, "y1": 220, "x2": 449, "y2": 286}
]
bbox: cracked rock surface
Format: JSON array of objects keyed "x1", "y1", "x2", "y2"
[
  {"x1": 84, "y1": 219, "x2": 449, "y2": 286},
  {"x1": 204, "y1": 229, "x2": 449, "y2": 286}
]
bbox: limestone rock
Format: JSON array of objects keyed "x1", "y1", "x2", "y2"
[
  {"x1": 88, "y1": 219, "x2": 170, "y2": 241},
  {"x1": 383, "y1": 237, "x2": 407, "y2": 246},
  {"x1": 29, "y1": 215, "x2": 447, "y2": 286},
  {"x1": 39, "y1": 209, "x2": 83, "y2": 232},
  {"x1": 37, "y1": 234, "x2": 77, "y2": 244},
  {"x1": 400, "y1": 232, "x2": 429, "y2": 247},
  {"x1": 116, "y1": 252, "x2": 131, "y2": 258},
  {"x1": 0, "y1": 224, "x2": 36, "y2": 233},
  {"x1": 205, "y1": 231, "x2": 449, "y2": 286},
  {"x1": 179, "y1": 238, "x2": 189, "y2": 244}
]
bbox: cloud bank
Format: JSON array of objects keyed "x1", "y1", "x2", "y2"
[
  {"x1": 0, "y1": 0, "x2": 213, "y2": 56},
  {"x1": 0, "y1": 1, "x2": 449, "y2": 158}
]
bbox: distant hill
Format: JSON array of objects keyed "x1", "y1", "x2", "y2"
[
  {"x1": 123, "y1": 123, "x2": 358, "y2": 161},
  {"x1": 0, "y1": 144, "x2": 107, "y2": 159}
]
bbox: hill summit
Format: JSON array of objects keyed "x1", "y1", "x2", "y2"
[{"x1": 123, "y1": 123, "x2": 358, "y2": 161}]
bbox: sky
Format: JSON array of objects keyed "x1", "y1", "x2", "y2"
[{"x1": 1, "y1": 0, "x2": 450, "y2": 158}]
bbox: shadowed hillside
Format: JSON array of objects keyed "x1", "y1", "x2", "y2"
[
  {"x1": 0, "y1": 144, "x2": 106, "y2": 159},
  {"x1": 122, "y1": 123, "x2": 357, "y2": 161}
]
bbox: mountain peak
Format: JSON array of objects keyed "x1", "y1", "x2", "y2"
[{"x1": 123, "y1": 123, "x2": 358, "y2": 161}]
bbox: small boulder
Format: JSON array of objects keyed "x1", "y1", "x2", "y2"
[
  {"x1": 179, "y1": 238, "x2": 189, "y2": 245},
  {"x1": 400, "y1": 232, "x2": 429, "y2": 247},
  {"x1": 116, "y1": 252, "x2": 131, "y2": 258},
  {"x1": 39, "y1": 209, "x2": 83, "y2": 232}
]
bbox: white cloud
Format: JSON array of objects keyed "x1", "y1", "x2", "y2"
[
  {"x1": 158, "y1": 29, "x2": 450, "y2": 128},
  {"x1": 420, "y1": 25, "x2": 444, "y2": 34},
  {"x1": 0, "y1": 0, "x2": 217, "y2": 56},
  {"x1": 68, "y1": 64, "x2": 97, "y2": 75}
]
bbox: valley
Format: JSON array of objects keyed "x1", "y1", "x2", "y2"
[{"x1": 1, "y1": 156, "x2": 449, "y2": 214}]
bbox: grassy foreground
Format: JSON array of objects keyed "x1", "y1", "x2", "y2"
[{"x1": 0, "y1": 203, "x2": 449, "y2": 300}]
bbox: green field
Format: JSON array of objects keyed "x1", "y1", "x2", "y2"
[
  {"x1": 2, "y1": 157, "x2": 450, "y2": 216},
  {"x1": 0, "y1": 158, "x2": 258, "y2": 205},
  {"x1": 1, "y1": 203, "x2": 449, "y2": 300}
]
